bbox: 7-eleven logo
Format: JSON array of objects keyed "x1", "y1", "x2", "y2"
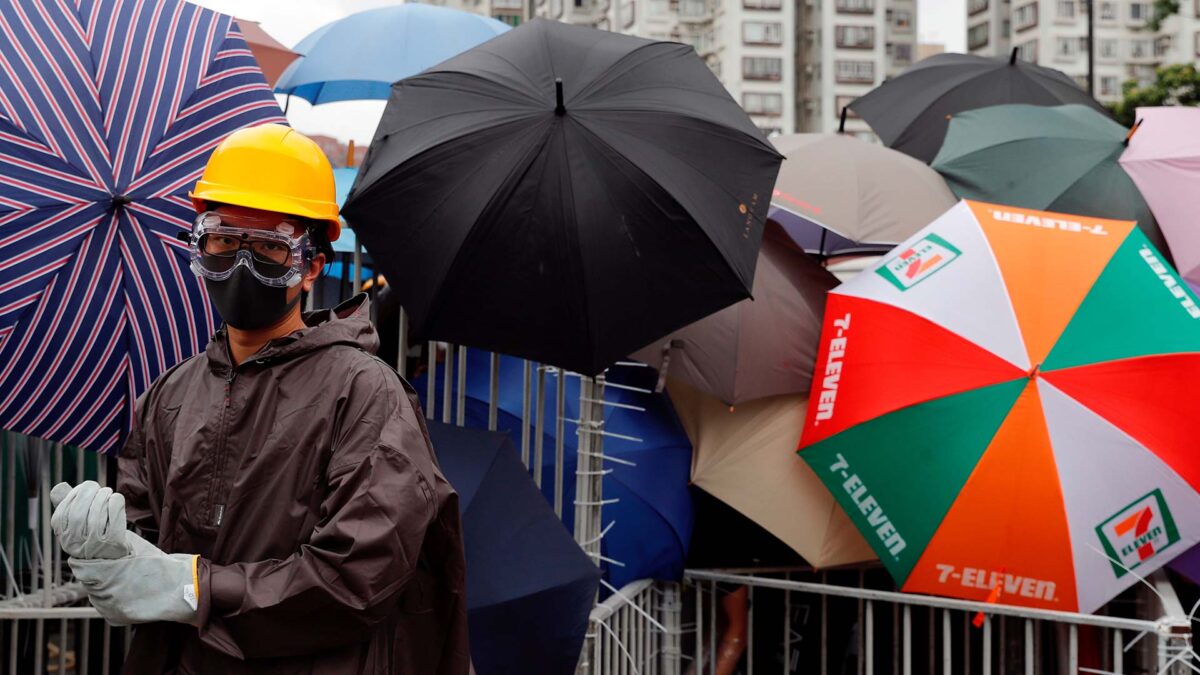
[
  {"x1": 1096, "y1": 489, "x2": 1180, "y2": 578},
  {"x1": 876, "y1": 234, "x2": 962, "y2": 291}
]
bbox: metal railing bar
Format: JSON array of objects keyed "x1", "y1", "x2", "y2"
[
  {"x1": 441, "y1": 343, "x2": 453, "y2": 425},
  {"x1": 599, "y1": 381, "x2": 653, "y2": 394},
  {"x1": 683, "y1": 571, "x2": 1167, "y2": 633},
  {"x1": 576, "y1": 450, "x2": 637, "y2": 467},
  {"x1": 593, "y1": 581, "x2": 668, "y2": 632},
  {"x1": 578, "y1": 397, "x2": 645, "y2": 412},
  {"x1": 0, "y1": 607, "x2": 99, "y2": 619},
  {"x1": 575, "y1": 428, "x2": 643, "y2": 443}
]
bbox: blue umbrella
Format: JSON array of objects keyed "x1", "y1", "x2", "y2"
[
  {"x1": 427, "y1": 421, "x2": 599, "y2": 675},
  {"x1": 0, "y1": 0, "x2": 284, "y2": 453},
  {"x1": 275, "y1": 5, "x2": 510, "y2": 105},
  {"x1": 416, "y1": 350, "x2": 694, "y2": 590},
  {"x1": 332, "y1": 166, "x2": 359, "y2": 254}
]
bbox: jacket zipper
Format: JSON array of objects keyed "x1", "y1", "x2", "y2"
[{"x1": 208, "y1": 366, "x2": 236, "y2": 528}]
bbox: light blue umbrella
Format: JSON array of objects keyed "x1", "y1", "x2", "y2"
[
  {"x1": 332, "y1": 167, "x2": 359, "y2": 254},
  {"x1": 276, "y1": 4, "x2": 511, "y2": 105}
]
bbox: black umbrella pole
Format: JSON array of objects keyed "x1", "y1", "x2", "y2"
[{"x1": 555, "y1": 78, "x2": 565, "y2": 116}]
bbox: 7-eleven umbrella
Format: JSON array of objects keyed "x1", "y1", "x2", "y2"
[
  {"x1": 799, "y1": 200, "x2": 1200, "y2": 613},
  {"x1": 0, "y1": 0, "x2": 284, "y2": 453}
]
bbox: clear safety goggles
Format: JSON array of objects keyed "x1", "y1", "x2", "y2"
[{"x1": 187, "y1": 212, "x2": 314, "y2": 288}]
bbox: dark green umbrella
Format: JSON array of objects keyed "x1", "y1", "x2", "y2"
[{"x1": 931, "y1": 103, "x2": 1168, "y2": 256}]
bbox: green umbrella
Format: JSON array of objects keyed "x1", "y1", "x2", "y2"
[{"x1": 931, "y1": 104, "x2": 1168, "y2": 256}]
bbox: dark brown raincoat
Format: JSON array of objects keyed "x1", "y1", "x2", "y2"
[{"x1": 116, "y1": 295, "x2": 469, "y2": 674}]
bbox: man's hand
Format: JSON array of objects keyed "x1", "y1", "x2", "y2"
[
  {"x1": 50, "y1": 481, "x2": 132, "y2": 560},
  {"x1": 70, "y1": 530, "x2": 199, "y2": 627}
]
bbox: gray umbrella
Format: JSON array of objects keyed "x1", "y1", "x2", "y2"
[
  {"x1": 632, "y1": 223, "x2": 837, "y2": 406},
  {"x1": 769, "y1": 133, "x2": 957, "y2": 257}
]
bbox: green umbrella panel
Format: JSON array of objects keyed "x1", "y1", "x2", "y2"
[{"x1": 931, "y1": 104, "x2": 1169, "y2": 258}]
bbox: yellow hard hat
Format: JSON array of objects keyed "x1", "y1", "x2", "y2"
[{"x1": 190, "y1": 124, "x2": 341, "y2": 242}]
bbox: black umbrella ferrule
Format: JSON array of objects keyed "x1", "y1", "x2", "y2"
[
  {"x1": 110, "y1": 194, "x2": 132, "y2": 210},
  {"x1": 839, "y1": 107, "x2": 847, "y2": 133},
  {"x1": 554, "y1": 78, "x2": 565, "y2": 116},
  {"x1": 1009, "y1": 47, "x2": 1019, "y2": 65}
]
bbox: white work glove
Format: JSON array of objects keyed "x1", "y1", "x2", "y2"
[
  {"x1": 69, "y1": 530, "x2": 200, "y2": 626},
  {"x1": 50, "y1": 481, "x2": 132, "y2": 560}
]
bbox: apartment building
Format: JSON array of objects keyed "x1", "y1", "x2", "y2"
[
  {"x1": 967, "y1": 0, "x2": 1200, "y2": 103},
  {"x1": 429, "y1": 0, "x2": 916, "y2": 136},
  {"x1": 430, "y1": 0, "x2": 529, "y2": 26},
  {"x1": 796, "y1": 0, "x2": 918, "y2": 134}
]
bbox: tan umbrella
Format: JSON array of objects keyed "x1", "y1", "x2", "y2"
[
  {"x1": 235, "y1": 19, "x2": 298, "y2": 87},
  {"x1": 632, "y1": 222, "x2": 836, "y2": 406},
  {"x1": 769, "y1": 133, "x2": 956, "y2": 257},
  {"x1": 669, "y1": 378, "x2": 876, "y2": 568}
]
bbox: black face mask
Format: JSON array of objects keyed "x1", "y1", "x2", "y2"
[{"x1": 204, "y1": 265, "x2": 302, "y2": 331}]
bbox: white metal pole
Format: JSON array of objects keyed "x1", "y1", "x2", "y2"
[
  {"x1": 441, "y1": 343, "x2": 453, "y2": 425},
  {"x1": 554, "y1": 369, "x2": 566, "y2": 518},
  {"x1": 455, "y1": 346, "x2": 467, "y2": 427},
  {"x1": 521, "y1": 360, "x2": 532, "y2": 467},
  {"x1": 488, "y1": 353, "x2": 499, "y2": 431},
  {"x1": 865, "y1": 600, "x2": 874, "y2": 675},
  {"x1": 902, "y1": 605, "x2": 912, "y2": 675},
  {"x1": 534, "y1": 365, "x2": 546, "y2": 488},
  {"x1": 426, "y1": 342, "x2": 437, "y2": 420},
  {"x1": 1024, "y1": 619, "x2": 1034, "y2": 675},
  {"x1": 943, "y1": 609, "x2": 952, "y2": 674}
]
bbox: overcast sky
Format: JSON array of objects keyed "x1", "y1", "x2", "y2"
[{"x1": 192, "y1": 0, "x2": 966, "y2": 142}]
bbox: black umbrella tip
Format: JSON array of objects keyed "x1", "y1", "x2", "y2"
[
  {"x1": 110, "y1": 193, "x2": 132, "y2": 208},
  {"x1": 1009, "y1": 47, "x2": 1019, "y2": 65},
  {"x1": 554, "y1": 78, "x2": 565, "y2": 116},
  {"x1": 839, "y1": 106, "x2": 848, "y2": 133}
]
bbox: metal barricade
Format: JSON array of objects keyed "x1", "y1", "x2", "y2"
[{"x1": 666, "y1": 569, "x2": 1197, "y2": 675}]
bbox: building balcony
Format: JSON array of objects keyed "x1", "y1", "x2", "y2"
[{"x1": 678, "y1": 0, "x2": 713, "y2": 22}]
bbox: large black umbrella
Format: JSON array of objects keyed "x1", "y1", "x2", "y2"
[
  {"x1": 849, "y1": 50, "x2": 1109, "y2": 163},
  {"x1": 343, "y1": 18, "x2": 782, "y2": 375},
  {"x1": 427, "y1": 421, "x2": 600, "y2": 675}
]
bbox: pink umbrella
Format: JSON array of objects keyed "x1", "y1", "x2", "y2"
[{"x1": 1120, "y1": 107, "x2": 1200, "y2": 286}]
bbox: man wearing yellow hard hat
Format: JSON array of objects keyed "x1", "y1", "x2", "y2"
[{"x1": 47, "y1": 124, "x2": 470, "y2": 674}]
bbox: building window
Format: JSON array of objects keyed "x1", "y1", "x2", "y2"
[
  {"x1": 742, "y1": 21, "x2": 783, "y2": 44},
  {"x1": 1002, "y1": 19, "x2": 1011, "y2": 36},
  {"x1": 835, "y1": 0, "x2": 875, "y2": 13},
  {"x1": 742, "y1": 92, "x2": 783, "y2": 115},
  {"x1": 493, "y1": 12, "x2": 522, "y2": 25},
  {"x1": 835, "y1": 59, "x2": 876, "y2": 83},
  {"x1": 1016, "y1": 39, "x2": 1038, "y2": 61},
  {"x1": 1055, "y1": 37, "x2": 1087, "y2": 56},
  {"x1": 1099, "y1": 1, "x2": 1117, "y2": 19},
  {"x1": 759, "y1": 126, "x2": 783, "y2": 137},
  {"x1": 744, "y1": 0, "x2": 783, "y2": 8},
  {"x1": 743, "y1": 56, "x2": 783, "y2": 80},
  {"x1": 1057, "y1": 0, "x2": 1076, "y2": 18},
  {"x1": 1130, "y1": 2, "x2": 1149, "y2": 20},
  {"x1": 969, "y1": 22, "x2": 990, "y2": 49},
  {"x1": 1099, "y1": 38, "x2": 1118, "y2": 58},
  {"x1": 836, "y1": 25, "x2": 876, "y2": 48},
  {"x1": 969, "y1": 0, "x2": 989, "y2": 15},
  {"x1": 1155, "y1": 35, "x2": 1172, "y2": 56},
  {"x1": 1100, "y1": 75, "x2": 1119, "y2": 95},
  {"x1": 892, "y1": 9, "x2": 913, "y2": 29},
  {"x1": 1014, "y1": 2, "x2": 1038, "y2": 30},
  {"x1": 619, "y1": 0, "x2": 635, "y2": 27},
  {"x1": 892, "y1": 42, "x2": 913, "y2": 63},
  {"x1": 1130, "y1": 38, "x2": 1151, "y2": 57}
]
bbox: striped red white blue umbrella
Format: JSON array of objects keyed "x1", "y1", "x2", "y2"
[{"x1": 0, "y1": 0, "x2": 285, "y2": 453}]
